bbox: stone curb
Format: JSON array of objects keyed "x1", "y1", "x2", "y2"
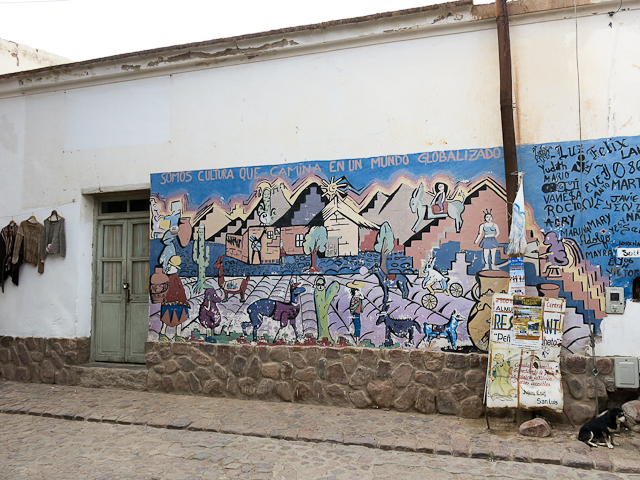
[{"x1": 0, "y1": 404, "x2": 635, "y2": 473}]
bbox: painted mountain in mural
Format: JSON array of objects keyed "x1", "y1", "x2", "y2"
[
  {"x1": 193, "y1": 178, "x2": 330, "y2": 242},
  {"x1": 272, "y1": 183, "x2": 328, "y2": 227},
  {"x1": 190, "y1": 172, "x2": 515, "y2": 273},
  {"x1": 359, "y1": 183, "x2": 416, "y2": 246}
]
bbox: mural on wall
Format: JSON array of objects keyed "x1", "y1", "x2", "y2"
[{"x1": 149, "y1": 136, "x2": 626, "y2": 353}]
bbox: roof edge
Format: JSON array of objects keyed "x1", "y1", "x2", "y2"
[
  {"x1": 0, "y1": 0, "x2": 631, "y2": 97},
  {"x1": 0, "y1": 1, "x2": 472, "y2": 81}
]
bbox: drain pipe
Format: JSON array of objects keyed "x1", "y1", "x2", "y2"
[{"x1": 496, "y1": 0, "x2": 519, "y2": 224}]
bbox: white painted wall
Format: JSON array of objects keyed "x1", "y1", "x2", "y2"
[
  {"x1": 0, "y1": 38, "x2": 71, "y2": 75},
  {"x1": 596, "y1": 300, "x2": 640, "y2": 357},
  {"x1": 511, "y1": 8, "x2": 640, "y2": 145},
  {"x1": 0, "y1": 0, "x2": 639, "y2": 358}
]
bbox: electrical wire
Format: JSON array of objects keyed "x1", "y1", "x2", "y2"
[
  {"x1": 609, "y1": 0, "x2": 623, "y2": 16},
  {"x1": 574, "y1": 0, "x2": 602, "y2": 417}
]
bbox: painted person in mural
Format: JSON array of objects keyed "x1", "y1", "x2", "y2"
[
  {"x1": 474, "y1": 209, "x2": 500, "y2": 270},
  {"x1": 159, "y1": 255, "x2": 190, "y2": 342},
  {"x1": 159, "y1": 230, "x2": 177, "y2": 273},
  {"x1": 347, "y1": 280, "x2": 364, "y2": 344},
  {"x1": 249, "y1": 229, "x2": 265, "y2": 264},
  {"x1": 431, "y1": 182, "x2": 447, "y2": 213},
  {"x1": 150, "y1": 198, "x2": 165, "y2": 239}
]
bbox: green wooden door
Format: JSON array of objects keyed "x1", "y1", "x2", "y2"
[{"x1": 94, "y1": 217, "x2": 149, "y2": 363}]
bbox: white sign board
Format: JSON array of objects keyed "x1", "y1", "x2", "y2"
[
  {"x1": 485, "y1": 294, "x2": 565, "y2": 412},
  {"x1": 617, "y1": 248, "x2": 640, "y2": 258}
]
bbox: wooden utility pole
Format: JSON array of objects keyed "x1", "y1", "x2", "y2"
[
  {"x1": 496, "y1": 0, "x2": 519, "y2": 232},
  {"x1": 496, "y1": 0, "x2": 532, "y2": 427}
]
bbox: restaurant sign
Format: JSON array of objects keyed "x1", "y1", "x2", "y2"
[{"x1": 485, "y1": 294, "x2": 565, "y2": 412}]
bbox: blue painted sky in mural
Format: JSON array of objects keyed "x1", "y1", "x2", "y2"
[{"x1": 151, "y1": 146, "x2": 505, "y2": 208}]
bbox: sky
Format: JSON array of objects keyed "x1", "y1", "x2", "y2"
[{"x1": 0, "y1": 0, "x2": 491, "y2": 62}]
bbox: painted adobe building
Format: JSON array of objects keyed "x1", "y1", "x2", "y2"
[{"x1": 0, "y1": 0, "x2": 639, "y2": 419}]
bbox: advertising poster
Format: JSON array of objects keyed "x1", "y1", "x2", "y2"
[
  {"x1": 508, "y1": 257, "x2": 525, "y2": 295},
  {"x1": 511, "y1": 295, "x2": 542, "y2": 350},
  {"x1": 485, "y1": 294, "x2": 565, "y2": 412}
]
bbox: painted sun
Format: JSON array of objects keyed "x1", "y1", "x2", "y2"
[{"x1": 321, "y1": 176, "x2": 348, "y2": 200}]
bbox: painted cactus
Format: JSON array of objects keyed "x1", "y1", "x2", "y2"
[
  {"x1": 192, "y1": 226, "x2": 210, "y2": 293},
  {"x1": 314, "y1": 276, "x2": 340, "y2": 343}
]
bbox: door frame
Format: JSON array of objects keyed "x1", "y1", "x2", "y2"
[{"x1": 91, "y1": 191, "x2": 150, "y2": 363}]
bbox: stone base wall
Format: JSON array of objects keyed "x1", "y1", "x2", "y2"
[
  {"x1": 0, "y1": 336, "x2": 90, "y2": 385},
  {"x1": 145, "y1": 342, "x2": 491, "y2": 418},
  {"x1": 560, "y1": 355, "x2": 638, "y2": 425},
  {"x1": 1, "y1": 335, "x2": 634, "y2": 425},
  {"x1": 145, "y1": 342, "x2": 635, "y2": 423}
]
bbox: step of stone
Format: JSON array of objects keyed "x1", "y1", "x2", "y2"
[{"x1": 75, "y1": 363, "x2": 148, "y2": 391}]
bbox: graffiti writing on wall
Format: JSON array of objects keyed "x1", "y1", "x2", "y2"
[
  {"x1": 521, "y1": 136, "x2": 640, "y2": 332},
  {"x1": 149, "y1": 139, "x2": 616, "y2": 354}
]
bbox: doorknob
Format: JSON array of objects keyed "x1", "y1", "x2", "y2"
[{"x1": 122, "y1": 282, "x2": 131, "y2": 302}]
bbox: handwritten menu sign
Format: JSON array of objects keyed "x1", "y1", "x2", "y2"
[{"x1": 485, "y1": 294, "x2": 565, "y2": 412}]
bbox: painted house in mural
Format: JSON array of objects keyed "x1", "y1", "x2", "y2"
[
  {"x1": 1, "y1": 0, "x2": 640, "y2": 396},
  {"x1": 315, "y1": 196, "x2": 379, "y2": 257},
  {"x1": 226, "y1": 226, "x2": 308, "y2": 264}
]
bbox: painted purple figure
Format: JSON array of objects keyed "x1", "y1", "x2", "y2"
[
  {"x1": 243, "y1": 282, "x2": 306, "y2": 342},
  {"x1": 198, "y1": 288, "x2": 222, "y2": 343},
  {"x1": 542, "y1": 231, "x2": 569, "y2": 277},
  {"x1": 273, "y1": 302, "x2": 300, "y2": 328}
]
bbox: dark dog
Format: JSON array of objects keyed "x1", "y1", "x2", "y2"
[
  {"x1": 376, "y1": 304, "x2": 420, "y2": 347},
  {"x1": 578, "y1": 407, "x2": 625, "y2": 448}
]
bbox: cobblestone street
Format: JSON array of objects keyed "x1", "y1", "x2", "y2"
[
  {"x1": 1, "y1": 381, "x2": 639, "y2": 479},
  {"x1": 2, "y1": 413, "x2": 637, "y2": 480}
]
